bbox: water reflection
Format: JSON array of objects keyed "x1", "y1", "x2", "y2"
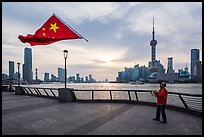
[{"x1": 25, "y1": 83, "x2": 202, "y2": 94}]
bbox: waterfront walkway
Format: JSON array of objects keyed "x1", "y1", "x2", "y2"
[{"x1": 2, "y1": 92, "x2": 202, "y2": 135}]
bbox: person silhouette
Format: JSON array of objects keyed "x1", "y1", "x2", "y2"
[{"x1": 152, "y1": 82, "x2": 168, "y2": 123}]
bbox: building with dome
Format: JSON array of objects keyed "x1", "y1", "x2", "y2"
[
  {"x1": 178, "y1": 65, "x2": 191, "y2": 82},
  {"x1": 148, "y1": 72, "x2": 159, "y2": 83}
]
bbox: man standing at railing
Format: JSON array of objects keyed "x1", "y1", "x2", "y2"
[{"x1": 152, "y1": 82, "x2": 168, "y2": 123}]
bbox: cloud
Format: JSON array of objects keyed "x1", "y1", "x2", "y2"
[
  {"x1": 115, "y1": 32, "x2": 123, "y2": 39},
  {"x1": 123, "y1": 2, "x2": 202, "y2": 45},
  {"x1": 42, "y1": 2, "x2": 126, "y2": 24},
  {"x1": 2, "y1": 2, "x2": 202, "y2": 81},
  {"x1": 92, "y1": 59, "x2": 107, "y2": 64}
]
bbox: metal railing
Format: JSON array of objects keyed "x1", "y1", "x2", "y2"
[
  {"x1": 2, "y1": 85, "x2": 15, "y2": 92},
  {"x1": 73, "y1": 89, "x2": 202, "y2": 112},
  {"x1": 2, "y1": 86, "x2": 202, "y2": 116},
  {"x1": 22, "y1": 86, "x2": 59, "y2": 100}
]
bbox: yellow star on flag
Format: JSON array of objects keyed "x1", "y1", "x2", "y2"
[{"x1": 50, "y1": 23, "x2": 59, "y2": 33}]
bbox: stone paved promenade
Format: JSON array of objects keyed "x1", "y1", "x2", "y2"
[{"x1": 2, "y1": 92, "x2": 202, "y2": 135}]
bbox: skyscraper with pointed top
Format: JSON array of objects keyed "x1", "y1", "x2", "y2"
[{"x1": 149, "y1": 17, "x2": 158, "y2": 75}]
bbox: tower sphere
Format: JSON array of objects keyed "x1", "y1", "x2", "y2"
[{"x1": 150, "y1": 39, "x2": 157, "y2": 46}]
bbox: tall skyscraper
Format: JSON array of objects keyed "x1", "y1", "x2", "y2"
[
  {"x1": 9, "y1": 61, "x2": 14, "y2": 79},
  {"x1": 167, "y1": 57, "x2": 174, "y2": 73},
  {"x1": 58, "y1": 68, "x2": 64, "y2": 82},
  {"x1": 89, "y1": 74, "x2": 93, "y2": 83},
  {"x1": 23, "y1": 47, "x2": 33, "y2": 83},
  {"x1": 76, "y1": 73, "x2": 80, "y2": 83},
  {"x1": 149, "y1": 17, "x2": 157, "y2": 75},
  {"x1": 44, "y1": 72, "x2": 49, "y2": 82},
  {"x1": 85, "y1": 76, "x2": 88, "y2": 83},
  {"x1": 191, "y1": 49, "x2": 199, "y2": 78},
  {"x1": 192, "y1": 61, "x2": 202, "y2": 82}
]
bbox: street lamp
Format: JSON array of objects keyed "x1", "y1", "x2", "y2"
[
  {"x1": 35, "y1": 69, "x2": 38, "y2": 84},
  {"x1": 17, "y1": 62, "x2": 20, "y2": 86},
  {"x1": 63, "y1": 50, "x2": 68, "y2": 88}
]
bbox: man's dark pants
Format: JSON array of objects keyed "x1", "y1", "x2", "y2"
[{"x1": 155, "y1": 105, "x2": 167, "y2": 122}]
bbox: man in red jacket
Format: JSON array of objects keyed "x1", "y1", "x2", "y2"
[{"x1": 152, "y1": 82, "x2": 168, "y2": 123}]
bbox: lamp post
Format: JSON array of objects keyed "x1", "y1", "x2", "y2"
[
  {"x1": 35, "y1": 69, "x2": 38, "y2": 84},
  {"x1": 17, "y1": 62, "x2": 20, "y2": 86},
  {"x1": 63, "y1": 50, "x2": 68, "y2": 88}
]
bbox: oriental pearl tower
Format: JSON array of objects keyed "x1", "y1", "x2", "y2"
[{"x1": 149, "y1": 17, "x2": 157, "y2": 75}]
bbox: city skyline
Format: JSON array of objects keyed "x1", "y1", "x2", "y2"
[{"x1": 2, "y1": 2, "x2": 202, "y2": 81}]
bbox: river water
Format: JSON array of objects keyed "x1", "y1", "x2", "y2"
[
  {"x1": 25, "y1": 83, "x2": 202, "y2": 94},
  {"x1": 23, "y1": 83, "x2": 202, "y2": 110}
]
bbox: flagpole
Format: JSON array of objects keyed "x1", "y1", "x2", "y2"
[{"x1": 53, "y1": 13, "x2": 89, "y2": 42}]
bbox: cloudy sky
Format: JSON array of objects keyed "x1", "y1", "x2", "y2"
[{"x1": 2, "y1": 2, "x2": 202, "y2": 81}]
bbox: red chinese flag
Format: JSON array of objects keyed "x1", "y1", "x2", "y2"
[{"x1": 18, "y1": 14, "x2": 82, "y2": 46}]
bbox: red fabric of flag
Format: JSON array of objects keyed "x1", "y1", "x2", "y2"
[{"x1": 18, "y1": 14, "x2": 82, "y2": 46}]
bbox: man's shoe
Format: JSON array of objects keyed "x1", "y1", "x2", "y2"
[
  {"x1": 153, "y1": 118, "x2": 160, "y2": 121},
  {"x1": 160, "y1": 121, "x2": 167, "y2": 123}
]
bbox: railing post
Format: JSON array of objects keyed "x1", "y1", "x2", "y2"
[
  {"x1": 50, "y1": 89, "x2": 57, "y2": 98},
  {"x1": 22, "y1": 87, "x2": 29, "y2": 94},
  {"x1": 128, "y1": 91, "x2": 131, "y2": 101},
  {"x1": 43, "y1": 89, "x2": 50, "y2": 96},
  {"x1": 179, "y1": 94, "x2": 189, "y2": 108},
  {"x1": 34, "y1": 88, "x2": 40, "y2": 96},
  {"x1": 135, "y1": 91, "x2": 139, "y2": 101},
  {"x1": 110, "y1": 91, "x2": 112, "y2": 100},
  {"x1": 92, "y1": 90, "x2": 94, "y2": 101},
  {"x1": 36, "y1": 88, "x2": 42, "y2": 96},
  {"x1": 28, "y1": 88, "x2": 34, "y2": 95}
]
